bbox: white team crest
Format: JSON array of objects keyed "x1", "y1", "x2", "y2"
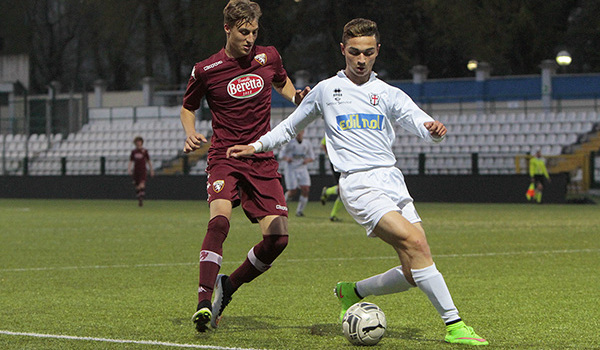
[
  {"x1": 369, "y1": 93, "x2": 380, "y2": 106},
  {"x1": 254, "y1": 53, "x2": 267, "y2": 65},
  {"x1": 213, "y1": 180, "x2": 225, "y2": 193}
]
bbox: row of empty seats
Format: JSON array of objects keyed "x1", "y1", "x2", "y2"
[{"x1": 1, "y1": 110, "x2": 599, "y2": 176}]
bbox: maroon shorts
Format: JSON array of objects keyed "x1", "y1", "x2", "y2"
[
  {"x1": 133, "y1": 170, "x2": 147, "y2": 186},
  {"x1": 206, "y1": 157, "x2": 288, "y2": 222}
]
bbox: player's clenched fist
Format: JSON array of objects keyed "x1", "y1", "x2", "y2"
[
  {"x1": 227, "y1": 144, "x2": 257, "y2": 158},
  {"x1": 423, "y1": 121, "x2": 447, "y2": 138},
  {"x1": 183, "y1": 133, "x2": 208, "y2": 153}
]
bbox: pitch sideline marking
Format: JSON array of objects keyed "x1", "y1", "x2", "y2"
[
  {"x1": 0, "y1": 248, "x2": 597, "y2": 273},
  {"x1": 0, "y1": 330, "x2": 266, "y2": 350}
]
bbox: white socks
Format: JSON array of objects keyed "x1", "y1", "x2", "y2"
[
  {"x1": 356, "y1": 266, "x2": 414, "y2": 296},
  {"x1": 297, "y1": 195, "x2": 308, "y2": 214},
  {"x1": 411, "y1": 264, "x2": 460, "y2": 323},
  {"x1": 356, "y1": 263, "x2": 460, "y2": 324}
]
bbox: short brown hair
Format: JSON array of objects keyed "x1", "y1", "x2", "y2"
[
  {"x1": 133, "y1": 136, "x2": 144, "y2": 144},
  {"x1": 223, "y1": 0, "x2": 262, "y2": 28},
  {"x1": 342, "y1": 18, "x2": 380, "y2": 45}
]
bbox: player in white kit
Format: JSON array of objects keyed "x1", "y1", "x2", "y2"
[
  {"x1": 280, "y1": 130, "x2": 315, "y2": 217},
  {"x1": 227, "y1": 18, "x2": 488, "y2": 346}
]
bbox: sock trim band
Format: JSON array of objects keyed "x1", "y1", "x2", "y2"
[
  {"x1": 248, "y1": 247, "x2": 271, "y2": 272},
  {"x1": 199, "y1": 250, "x2": 222, "y2": 266}
]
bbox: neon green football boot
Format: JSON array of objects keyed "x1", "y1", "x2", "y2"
[
  {"x1": 192, "y1": 305, "x2": 212, "y2": 333},
  {"x1": 445, "y1": 321, "x2": 489, "y2": 346},
  {"x1": 334, "y1": 282, "x2": 362, "y2": 323}
]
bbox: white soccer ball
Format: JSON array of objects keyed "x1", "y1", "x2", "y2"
[{"x1": 342, "y1": 302, "x2": 387, "y2": 346}]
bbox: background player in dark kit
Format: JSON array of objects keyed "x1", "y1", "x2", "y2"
[{"x1": 127, "y1": 136, "x2": 154, "y2": 207}]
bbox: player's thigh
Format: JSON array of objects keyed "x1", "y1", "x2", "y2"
[
  {"x1": 373, "y1": 210, "x2": 425, "y2": 247},
  {"x1": 258, "y1": 215, "x2": 288, "y2": 236},
  {"x1": 210, "y1": 199, "x2": 233, "y2": 220},
  {"x1": 297, "y1": 168, "x2": 311, "y2": 187},
  {"x1": 240, "y1": 158, "x2": 288, "y2": 221},
  {"x1": 284, "y1": 168, "x2": 299, "y2": 190}
]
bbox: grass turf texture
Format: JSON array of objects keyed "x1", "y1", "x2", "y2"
[{"x1": 0, "y1": 199, "x2": 598, "y2": 349}]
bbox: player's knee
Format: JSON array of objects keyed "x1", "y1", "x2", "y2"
[
  {"x1": 262, "y1": 234, "x2": 289, "y2": 255},
  {"x1": 406, "y1": 236, "x2": 431, "y2": 257},
  {"x1": 207, "y1": 215, "x2": 230, "y2": 237}
]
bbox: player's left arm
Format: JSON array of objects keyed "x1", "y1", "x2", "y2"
[{"x1": 273, "y1": 77, "x2": 311, "y2": 106}]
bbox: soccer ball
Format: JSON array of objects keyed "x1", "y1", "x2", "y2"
[{"x1": 342, "y1": 302, "x2": 387, "y2": 346}]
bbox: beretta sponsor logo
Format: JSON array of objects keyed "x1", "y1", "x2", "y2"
[{"x1": 227, "y1": 74, "x2": 264, "y2": 99}]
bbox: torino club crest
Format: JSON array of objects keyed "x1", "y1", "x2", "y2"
[
  {"x1": 254, "y1": 53, "x2": 267, "y2": 66},
  {"x1": 213, "y1": 180, "x2": 225, "y2": 193}
]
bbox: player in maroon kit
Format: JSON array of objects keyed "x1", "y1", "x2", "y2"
[
  {"x1": 180, "y1": 0, "x2": 310, "y2": 332},
  {"x1": 127, "y1": 136, "x2": 154, "y2": 207}
]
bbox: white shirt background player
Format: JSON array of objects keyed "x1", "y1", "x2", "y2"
[{"x1": 279, "y1": 130, "x2": 314, "y2": 216}]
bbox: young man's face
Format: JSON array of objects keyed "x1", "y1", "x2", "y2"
[
  {"x1": 224, "y1": 19, "x2": 259, "y2": 58},
  {"x1": 135, "y1": 140, "x2": 143, "y2": 148},
  {"x1": 341, "y1": 35, "x2": 380, "y2": 84}
]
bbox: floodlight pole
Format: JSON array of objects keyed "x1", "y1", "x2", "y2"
[
  {"x1": 540, "y1": 59, "x2": 557, "y2": 112},
  {"x1": 475, "y1": 62, "x2": 491, "y2": 114}
]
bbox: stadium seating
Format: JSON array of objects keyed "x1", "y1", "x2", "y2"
[{"x1": 0, "y1": 110, "x2": 598, "y2": 176}]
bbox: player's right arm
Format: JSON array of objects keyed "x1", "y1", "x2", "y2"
[
  {"x1": 180, "y1": 63, "x2": 209, "y2": 153},
  {"x1": 180, "y1": 107, "x2": 207, "y2": 153}
]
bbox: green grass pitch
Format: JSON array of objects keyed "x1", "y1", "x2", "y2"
[{"x1": 0, "y1": 198, "x2": 599, "y2": 349}]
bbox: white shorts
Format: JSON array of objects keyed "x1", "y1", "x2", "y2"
[
  {"x1": 339, "y1": 166, "x2": 421, "y2": 237},
  {"x1": 284, "y1": 166, "x2": 311, "y2": 190}
]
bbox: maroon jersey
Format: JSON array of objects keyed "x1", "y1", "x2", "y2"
[
  {"x1": 130, "y1": 148, "x2": 150, "y2": 178},
  {"x1": 182, "y1": 45, "x2": 288, "y2": 160}
]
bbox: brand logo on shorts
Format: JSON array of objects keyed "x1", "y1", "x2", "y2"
[
  {"x1": 276, "y1": 204, "x2": 288, "y2": 212},
  {"x1": 254, "y1": 53, "x2": 267, "y2": 66},
  {"x1": 227, "y1": 74, "x2": 264, "y2": 99},
  {"x1": 213, "y1": 180, "x2": 225, "y2": 193}
]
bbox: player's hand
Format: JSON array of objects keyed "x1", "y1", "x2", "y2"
[
  {"x1": 183, "y1": 133, "x2": 208, "y2": 153},
  {"x1": 150, "y1": 170, "x2": 155, "y2": 178},
  {"x1": 227, "y1": 145, "x2": 256, "y2": 158},
  {"x1": 294, "y1": 86, "x2": 311, "y2": 105},
  {"x1": 424, "y1": 121, "x2": 447, "y2": 138}
]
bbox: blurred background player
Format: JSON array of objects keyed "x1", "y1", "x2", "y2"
[
  {"x1": 179, "y1": 0, "x2": 310, "y2": 332},
  {"x1": 127, "y1": 136, "x2": 154, "y2": 207},
  {"x1": 529, "y1": 150, "x2": 551, "y2": 203},
  {"x1": 280, "y1": 130, "x2": 314, "y2": 217},
  {"x1": 227, "y1": 18, "x2": 487, "y2": 346},
  {"x1": 319, "y1": 136, "x2": 344, "y2": 221}
]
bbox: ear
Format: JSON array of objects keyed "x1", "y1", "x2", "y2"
[
  {"x1": 224, "y1": 23, "x2": 231, "y2": 35},
  {"x1": 340, "y1": 42, "x2": 345, "y2": 56}
]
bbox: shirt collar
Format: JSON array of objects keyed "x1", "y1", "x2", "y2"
[{"x1": 337, "y1": 70, "x2": 378, "y2": 84}]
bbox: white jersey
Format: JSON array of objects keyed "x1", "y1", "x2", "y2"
[
  {"x1": 279, "y1": 138, "x2": 315, "y2": 170},
  {"x1": 258, "y1": 70, "x2": 443, "y2": 173}
]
